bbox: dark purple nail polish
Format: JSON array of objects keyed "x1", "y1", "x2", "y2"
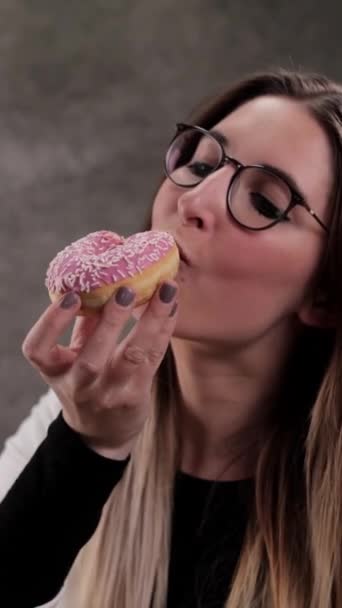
[
  {"x1": 60, "y1": 292, "x2": 79, "y2": 309},
  {"x1": 159, "y1": 283, "x2": 177, "y2": 303},
  {"x1": 115, "y1": 286, "x2": 135, "y2": 307}
]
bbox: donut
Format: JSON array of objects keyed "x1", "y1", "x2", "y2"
[{"x1": 45, "y1": 230, "x2": 180, "y2": 316}]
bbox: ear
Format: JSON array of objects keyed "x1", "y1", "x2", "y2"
[{"x1": 297, "y1": 294, "x2": 336, "y2": 329}]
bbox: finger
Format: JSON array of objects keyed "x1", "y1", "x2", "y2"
[
  {"x1": 114, "y1": 281, "x2": 178, "y2": 381},
  {"x1": 71, "y1": 286, "x2": 136, "y2": 386},
  {"x1": 22, "y1": 292, "x2": 81, "y2": 376},
  {"x1": 70, "y1": 314, "x2": 102, "y2": 352},
  {"x1": 131, "y1": 301, "x2": 149, "y2": 321}
]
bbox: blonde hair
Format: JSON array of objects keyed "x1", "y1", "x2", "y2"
[{"x1": 64, "y1": 70, "x2": 342, "y2": 607}]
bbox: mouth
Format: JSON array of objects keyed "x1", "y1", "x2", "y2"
[
  {"x1": 161, "y1": 230, "x2": 192, "y2": 266},
  {"x1": 176, "y1": 243, "x2": 191, "y2": 266}
]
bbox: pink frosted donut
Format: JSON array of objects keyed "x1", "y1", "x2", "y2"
[{"x1": 45, "y1": 230, "x2": 180, "y2": 315}]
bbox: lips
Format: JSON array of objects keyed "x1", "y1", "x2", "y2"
[
  {"x1": 159, "y1": 230, "x2": 192, "y2": 266},
  {"x1": 176, "y1": 243, "x2": 191, "y2": 266}
]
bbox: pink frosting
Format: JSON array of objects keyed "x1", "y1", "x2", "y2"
[{"x1": 45, "y1": 230, "x2": 176, "y2": 294}]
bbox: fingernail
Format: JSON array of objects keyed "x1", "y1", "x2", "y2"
[
  {"x1": 60, "y1": 292, "x2": 79, "y2": 309},
  {"x1": 115, "y1": 286, "x2": 135, "y2": 307},
  {"x1": 159, "y1": 283, "x2": 177, "y2": 303},
  {"x1": 169, "y1": 302, "x2": 178, "y2": 317}
]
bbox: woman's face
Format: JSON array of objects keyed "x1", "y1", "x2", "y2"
[{"x1": 152, "y1": 95, "x2": 333, "y2": 346}]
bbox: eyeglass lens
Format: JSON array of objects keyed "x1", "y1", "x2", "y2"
[{"x1": 165, "y1": 128, "x2": 293, "y2": 229}]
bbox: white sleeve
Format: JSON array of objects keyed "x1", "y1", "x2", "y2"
[
  {"x1": 0, "y1": 388, "x2": 67, "y2": 607},
  {"x1": 0, "y1": 387, "x2": 61, "y2": 501}
]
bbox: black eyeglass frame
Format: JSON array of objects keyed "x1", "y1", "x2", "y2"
[{"x1": 164, "y1": 123, "x2": 330, "y2": 233}]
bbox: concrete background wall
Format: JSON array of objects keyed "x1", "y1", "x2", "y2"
[{"x1": 1, "y1": 0, "x2": 342, "y2": 447}]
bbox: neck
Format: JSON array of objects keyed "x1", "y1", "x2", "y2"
[{"x1": 171, "y1": 320, "x2": 299, "y2": 481}]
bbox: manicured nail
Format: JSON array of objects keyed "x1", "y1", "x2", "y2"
[
  {"x1": 60, "y1": 292, "x2": 79, "y2": 309},
  {"x1": 115, "y1": 287, "x2": 135, "y2": 307},
  {"x1": 159, "y1": 283, "x2": 177, "y2": 303},
  {"x1": 169, "y1": 302, "x2": 178, "y2": 317}
]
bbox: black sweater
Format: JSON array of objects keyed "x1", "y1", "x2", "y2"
[{"x1": 0, "y1": 414, "x2": 253, "y2": 608}]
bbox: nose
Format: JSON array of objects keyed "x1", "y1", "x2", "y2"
[{"x1": 177, "y1": 165, "x2": 233, "y2": 230}]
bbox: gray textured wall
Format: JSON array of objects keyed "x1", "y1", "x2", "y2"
[{"x1": 1, "y1": 0, "x2": 342, "y2": 447}]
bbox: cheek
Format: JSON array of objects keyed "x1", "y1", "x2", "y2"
[
  {"x1": 192, "y1": 229, "x2": 324, "y2": 331},
  {"x1": 226, "y1": 230, "x2": 322, "y2": 304}
]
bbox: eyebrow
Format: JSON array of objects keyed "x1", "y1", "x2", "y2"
[
  {"x1": 209, "y1": 129, "x2": 228, "y2": 147},
  {"x1": 209, "y1": 128, "x2": 306, "y2": 202}
]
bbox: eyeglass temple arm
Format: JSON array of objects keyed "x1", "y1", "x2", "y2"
[
  {"x1": 291, "y1": 198, "x2": 329, "y2": 233},
  {"x1": 306, "y1": 204, "x2": 329, "y2": 233}
]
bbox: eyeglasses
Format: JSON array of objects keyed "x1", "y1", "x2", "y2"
[{"x1": 164, "y1": 123, "x2": 329, "y2": 233}]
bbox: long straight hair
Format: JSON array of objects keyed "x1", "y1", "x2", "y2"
[{"x1": 64, "y1": 70, "x2": 342, "y2": 607}]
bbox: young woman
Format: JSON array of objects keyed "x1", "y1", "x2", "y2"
[{"x1": 1, "y1": 69, "x2": 341, "y2": 608}]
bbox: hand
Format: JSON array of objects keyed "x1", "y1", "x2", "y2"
[{"x1": 22, "y1": 282, "x2": 178, "y2": 458}]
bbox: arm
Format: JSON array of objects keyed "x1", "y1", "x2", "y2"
[
  {"x1": 0, "y1": 388, "x2": 61, "y2": 503},
  {"x1": 0, "y1": 393, "x2": 129, "y2": 607}
]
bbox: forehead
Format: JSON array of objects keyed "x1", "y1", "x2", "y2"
[{"x1": 213, "y1": 96, "x2": 332, "y2": 219}]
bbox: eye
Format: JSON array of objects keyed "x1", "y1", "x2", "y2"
[
  {"x1": 187, "y1": 162, "x2": 214, "y2": 178},
  {"x1": 250, "y1": 192, "x2": 290, "y2": 222}
]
